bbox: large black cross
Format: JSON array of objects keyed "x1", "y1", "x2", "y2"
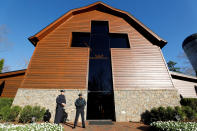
[
  {"x1": 72, "y1": 21, "x2": 130, "y2": 92},
  {"x1": 71, "y1": 21, "x2": 130, "y2": 120}
]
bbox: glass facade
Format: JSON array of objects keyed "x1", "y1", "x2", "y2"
[{"x1": 71, "y1": 21, "x2": 130, "y2": 120}]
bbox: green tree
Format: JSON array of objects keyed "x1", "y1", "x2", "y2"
[
  {"x1": 167, "y1": 61, "x2": 181, "y2": 73},
  {"x1": 0, "y1": 59, "x2": 4, "y2": 73}
]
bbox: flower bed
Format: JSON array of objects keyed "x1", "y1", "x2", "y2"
[
  {"x1": 0, "y1": 123, "x2": 64, "y2": 131},
  {"x1": 150, "y1": 121, "x2": 197, "y2": 131}
]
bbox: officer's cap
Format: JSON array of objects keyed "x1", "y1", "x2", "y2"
[{"x1": 60, "y1": 90, "x2": 65, "y2": 92}]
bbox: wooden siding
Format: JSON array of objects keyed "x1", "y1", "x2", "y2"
[
  {"x1": 20, "y1": 10, "x2": 173, "y2": 90},
  {"x1": 111, "y1": 45, "x2": 173, "y2": 89},
  {"x1": 29, "y1": 2, "x2": 166, "y2": 48},
  {"x1": 0, "y1": 74, "x2": 25, "y2": 97},
  {"x1": 172, "y1": 78, "x2": 197, "y2": 98},
  {"x1": 21, "y1": 47, "x2": 89, "y2": 89}
]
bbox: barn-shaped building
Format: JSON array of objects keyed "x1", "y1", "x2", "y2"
[{"x1": 0, "y1": 2, "x2": 182, "y2": 122}]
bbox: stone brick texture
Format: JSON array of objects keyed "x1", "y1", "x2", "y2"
[
  {"x1": 12, "y1": 89, "x2": 87, "y2": 122},
  {"x1": 12, "y1": 88, "x2": 180, "y2": 122},
  {"x1": 114, "y1": 89, "x2": 180, "y2": 122}
]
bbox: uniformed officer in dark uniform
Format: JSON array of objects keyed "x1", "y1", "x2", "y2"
[
  {"x1": 73, "y1": 93, "x2": 86, "y2": 129},
  {"x1": 54, "y1": 90, "x2": 66, "y2": 124}
]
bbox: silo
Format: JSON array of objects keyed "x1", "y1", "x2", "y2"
[{"x1": 182, "y1": 33, "x2": 197, "y2": 76}]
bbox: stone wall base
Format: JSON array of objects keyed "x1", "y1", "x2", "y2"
[
  {"x1": 114, "y1": 89, "x2": 181, "y2": 122},
  {"x1": 12, "y1": 88, "x2": 87, "y2": 122},
  {"x1": 13, "y1": 88, "x2": 181, "y2": 122}
]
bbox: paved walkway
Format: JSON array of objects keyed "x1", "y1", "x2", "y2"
[{"x1": 62, "y1": 122, "x2": 150, "y2": 131}]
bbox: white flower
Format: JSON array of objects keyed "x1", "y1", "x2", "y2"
[{"x1": 0, "y1": 123, "x2": 64, "y2": 131}]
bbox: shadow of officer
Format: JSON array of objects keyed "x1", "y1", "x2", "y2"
[{"x1": 73, "y1": 93, "x2": 86, "y2": 129}]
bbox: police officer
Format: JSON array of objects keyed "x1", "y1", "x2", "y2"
[
  {"x1": 54, "y1": 90, "x2": 66, "y2": 124},
  {"x1": 73, "y1": 93, "x2": 86, "y2": 129}
]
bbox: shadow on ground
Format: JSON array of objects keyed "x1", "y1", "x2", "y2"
[{"x1": 62, "y1": 122, "x2": 150, "y2": 131}]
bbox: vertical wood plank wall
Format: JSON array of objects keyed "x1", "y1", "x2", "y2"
[{"x1": 20, "y1": 10, "x2": 174, "y2": 90}]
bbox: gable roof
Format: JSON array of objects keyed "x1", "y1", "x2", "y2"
[{"x1": 28, "y1": 2, "x2": 167, "y2": 48}]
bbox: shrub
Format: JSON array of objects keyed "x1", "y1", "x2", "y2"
[
  {"x1": 141, "y1": 110, "x2": 151, "y2": 124},
  {"x1": 157, "y1": 107, "x2": 167, "y2": 121},
  {"x1": 32, "y1": 106, "x2": 46, "y2": 121},
  {"x1": 0, "y1": 98, "x2": 46, "y2": 123},
  {"x1": 0, "y1": 98, "x2": 13, "y2": 111},
  {"x1": 141, "y1": 106, "x2": 189, "y2": 124},
  {"x1": 19, "y1": 105, "x2": 33, "y2": 123},
  {"x1": 180, "y1": 98, "x2": 197, "y2": 111},
  {"x1": 8, "y1": 106, "x2": 21, "y2": 121},
  {"x1": 174, "y1": 106, "x2": 186, "y2": 120},
  {"x1": 166, "y1": 107, "x2": 175, "y2": 120},
  {"x1": 142, "y1": 99, "x2": 197, "y2": 124},
  {"x1": 0, "y1": 105, "x2": 21, "y2": 122},
  {"x1": 0, "y1": 106, "x2": 10, "y2": 121},
  {"x1": 19, "y1": 105, "x2": 46, "y2": 123},
  {"x1": 0, "y1": 98, "x2": 20, "y2": 122},
  {"x1": 141, "y1": 107, "x2": 169, "y2": 124},
  {"x1": 182, "y1": 106, "x2": 197, "y2": 120},
  {"x1": 4, "y1": 106, "x2": 21, "y2": 122}
]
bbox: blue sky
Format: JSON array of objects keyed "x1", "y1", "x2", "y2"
[{"x1": 0, "y1": 0, "x2": 197, "y2": 73}]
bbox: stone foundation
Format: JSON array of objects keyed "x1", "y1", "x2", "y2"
[
  {"x1": 114, "y1": 89, "x2": 181, "y2": 122},
  {"x1": 13, "y1": 88, "x2": 181, "y2": 122},
  {"x1": 12, "y1": 88, "x2": 87, "y2": 122}
]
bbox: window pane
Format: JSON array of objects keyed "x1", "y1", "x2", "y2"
[
  {"x1": 91, "y1": 21, "x2": 109, "y2": 35},
  {"x1": 110, "y1": 33, "x2": 130, "y2": 48},
  {"x1": 71, "y1": 32, "x2": 90, "y2": 47}
]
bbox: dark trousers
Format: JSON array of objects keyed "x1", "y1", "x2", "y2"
[{"x1": 74, "y1": 109, "x2": 85, "y2": 127}]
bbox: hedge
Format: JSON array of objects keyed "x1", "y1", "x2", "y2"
[
  {"x1": 0, "y1": 106, "x2": 21, "y2": 122},
  {"x1": 142, "y1": 98, "x2": 197, "y2": 124},
  {"x1": 0, "y1": 98, "x2": 13, "y2": 111},
  {"x1": 0, "y1": 98, "x2": 46, "y2": 123},
  {"x1": 180, "y1": 98, "x2": 197, "y2": 111},
  {"x1": 19, "y1": 105, "x2": 46, "y2": 123}
]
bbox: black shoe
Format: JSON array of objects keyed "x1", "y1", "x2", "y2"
[
  {"x1": 72, "y1": 125, "x2": 76, "y2": 129},
  {"x1": 82, "y1": 126, "x2": 85, "y2": 128}
]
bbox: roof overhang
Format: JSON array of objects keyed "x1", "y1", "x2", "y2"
[
  {"x1": 28, "y1": 2, "x2": 167, "y2": 48},
  {"x1": 170, "y1": 71, "x2": 197, "y2": 83},
  {"x1": 0, "y1": 69, "x2": 26, "y2": 78}
]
